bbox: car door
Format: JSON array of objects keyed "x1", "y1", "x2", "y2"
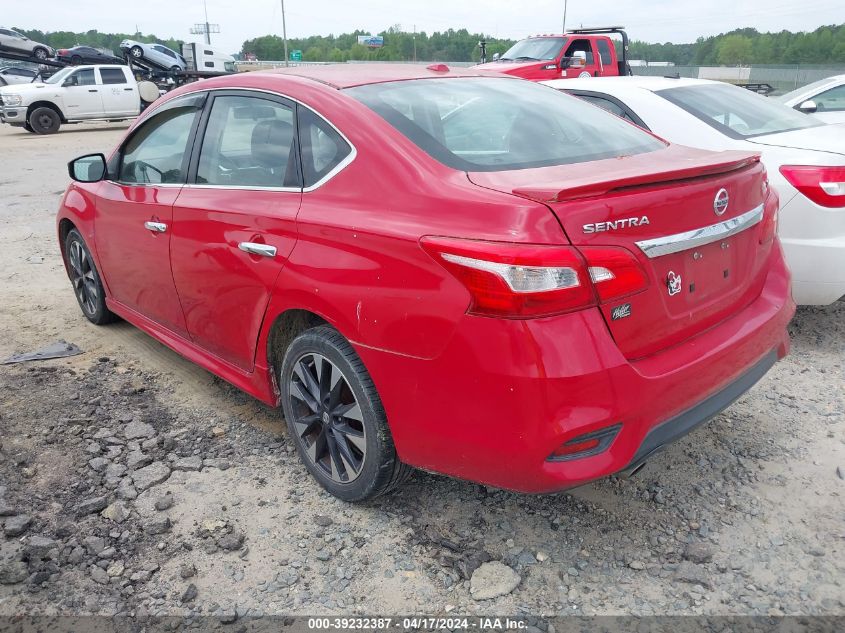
[
  {"x1": 97, "y1": 67, "x2": 137, "y2": 116},
  {"x1": 170, "y1": 91, "x2": 303, "y2": 371},
  {"x1": 94, "y1": 93, "x2": 206, "y2": 337},
  {"x1": 62, "y1": 68, "x2": 105, "y2": 118},
  {"x1": 562, "y1": 38, "x2": 600, "y2": 78}
]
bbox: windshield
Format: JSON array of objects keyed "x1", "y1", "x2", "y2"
[
  {"x1": 45, "y1": 67, "x2": 75, "y2": 85},
  {"x1": 346, "y1": 77, "x2": 665, "y2": 172},
  {"x1": 499, "y1": 37, "x2": 566, "y2": 61},
  {"x1": 657, "y1": 83, "x2": 823, "y2": 139},
  {"x1": 777, "y1": 77, "x2": 840, "y2": 103}
]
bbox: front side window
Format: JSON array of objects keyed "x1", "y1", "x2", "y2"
[
  {"x1": 500, "y1": 37, "x2": 565, "y2": 62},
  {"x1": 119, "y1": 106, "x2": 198, "y2": 184},
  {"x1": 814, "y1": 85, "x2": 845, "y2": 112},
  {"x1": 197, "y1": 95, "x2": 297, "y2": 188},
  {"x1": 71, "y1": 69, "x2": 96, "y2": 86},
  {"x1": 45, "y1": 67, "x2": 74, "y2": 85},
  {"x1": 347, "y1": 78, "x2": 664, "y2": 172},
  {"x1": 299, "y1": 107, "x2": 352, "y2": 187},
  {"x1": 658, "y1": 83, "x2": 822, "y2": 139},
  {"x1": 564, "y1": 39, "x2": 595, "y2": 65},
  {"x1": 100, "y1": 68, "x2": 126, "y2": 84}
]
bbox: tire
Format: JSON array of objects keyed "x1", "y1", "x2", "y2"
[
  {"x1": 71, "y1": 55, "x2": 82, "y2": 66},
  {"x1": 170, "y1": 65, "x2": 182, "y2": 75},
  {"x1": 23, "y1": 122, "x2": 34, "y2": 133},
  {"x1": 280, "y1": 326, "x2": 412, "y2": 502},
  {"x1": 33, "y1": 47, "x2": 48, "y2": 60},
  {"x1": 64, "y1": 229, "x2": 117, "y2": 325},
  {"x1": 131, "y1": 46, "x2": 143, "y2": 59},
  {"x1": 28, "y1": 107, "x2": 60, "y2": 134}
]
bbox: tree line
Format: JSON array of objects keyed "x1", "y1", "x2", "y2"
[
  {"x1": 10, "y1": 23, "x2": 845, "y2": 66},
  {"x1": 629, "y1": 24, "x2": 845, "y2": 65}
]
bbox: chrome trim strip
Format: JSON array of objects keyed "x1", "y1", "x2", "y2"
[
  {"x1": 147, "y1": 86, "x2": 358, "y2": 193},
  {"x1": 184, "y1": 183, "x2": 300, "y2": 193},
  {"x1": 635, "y1": 204, "x2": 764, "y2": 259}
]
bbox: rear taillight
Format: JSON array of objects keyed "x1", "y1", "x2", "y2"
[
  {"x1": 421, "y1": 238, "x2": 649, "y2": 319},
  {"x1": 580, "y1": 247, "x2": 649, "y2": 303},
  {"x1": 779, "y1": 165, "x2": 845, "y2": 208},
  {"x1": 421, "y1": 237, "x2": 594, "y2": 318}
]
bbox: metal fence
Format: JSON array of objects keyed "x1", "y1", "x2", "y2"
[{"x1": 632, "y1": 64, "x2": 845, "y2": 95}]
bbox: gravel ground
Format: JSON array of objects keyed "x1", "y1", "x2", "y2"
[{"x1": 0, "y1": 121, "x2": 843, "y2": 622}]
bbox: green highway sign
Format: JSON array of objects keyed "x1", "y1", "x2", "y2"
[{"x1": 290, "y1": 49, "x2": 302, "y2": 61}]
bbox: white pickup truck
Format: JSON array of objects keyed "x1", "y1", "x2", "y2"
[{"x1": 0, "y1": 64, "x2": 142, "y2": 134}]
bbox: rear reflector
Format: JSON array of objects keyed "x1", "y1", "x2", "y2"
[
  {"x1": 780, "y1": 165, "x2": 845, "y2": 208},
  {"x1": 548, "y1": 424, "x2": 622, "y2": 461},
  {"x1": 580, "y1": 247, "x2": 649, "y2": 303}
]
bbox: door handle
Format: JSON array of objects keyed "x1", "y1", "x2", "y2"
[
  {"x1": 144, "y1": 221, "x2": 167, "y2": 233},
  {"x1": 238, "y1": 242, "x2": 277, "y2": 258},
  {"x1": 123, "y1": 87, "x2": 134, "y2": 91},
  {"x1": 88, "y1": 89, "x2": 98, "y2": 92}
]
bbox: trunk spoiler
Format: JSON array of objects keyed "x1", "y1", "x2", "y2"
[{"x1": 501, "y1": 152, "x2": 761, "y2": 204}]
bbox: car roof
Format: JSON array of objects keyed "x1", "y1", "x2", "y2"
[
  {"x1": 261, "y1": 63, "x2": 507, "y2": 89},
  {"x1": 548, "y1": 75, "x2": 718, "y2": 93}
]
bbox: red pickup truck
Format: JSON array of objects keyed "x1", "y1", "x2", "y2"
[{"x1": 474, "y1": 27, "x2": 632, "y2": 81}]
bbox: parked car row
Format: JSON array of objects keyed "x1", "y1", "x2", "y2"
[{"x1": 57, "y1": 64, "x2": 799, "y2": 502}]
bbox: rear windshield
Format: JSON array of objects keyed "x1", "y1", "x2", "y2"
[
  {"x1": 346, "y1": 78, "x2": 665, "y2": 172},
  {"x1": 658, "y1": 83, "x2": 822, "y2": 139}
]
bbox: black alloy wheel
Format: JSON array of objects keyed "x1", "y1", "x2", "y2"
[
  {"x1": 280, "y1": 326, "x2": 412, "y2": 501},
  {"x1": 289, "y1": 351, "x2": 368, "y2": 483},
  {"x1": 64, "y1": 229, "x2": 116, "y2": 325}
]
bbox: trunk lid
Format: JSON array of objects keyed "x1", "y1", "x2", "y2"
[
  {"x1": 468, "y1": 145, "x2": 774, "y2": 359},
  {"x1": 746, "y1": 123, "x2": 845, "y2": 157}
]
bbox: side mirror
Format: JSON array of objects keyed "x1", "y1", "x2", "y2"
[
  {"x1": 492, "y1": 52, "x2": 500, "y2": 61},
  {"x1": 562, "y1": 51, "x2": 587, "y2": 70},
  {"x1": 68, "y1": 153, "x2": 107, "y2": 182},
  {"x1": 798, "y1": 99, "x2": 818, "y2": 114},
  {"x1": 63, "y1": 76, "x2": 78, "y2": 87}
]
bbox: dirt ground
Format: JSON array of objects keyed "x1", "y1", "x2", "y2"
[{"x1": 0, "y1": 121, "x2": 843, "y2": 622}]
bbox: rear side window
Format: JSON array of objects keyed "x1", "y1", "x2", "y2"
[
  {"x1": 100, "y1": 68, "x2": 126, "y2": 84},
  {"x1": 347, "y1": 78, "x2": 664, "y2": 172},
  {"x1": 298, "y1": 107, "x2": 352, "y2": 187},
  {"x1": 196, "y1": 95, "x2": 298, "y2": 188},
  {"x1": 597, "y1": 40, "x2": 613, "y2": 66},
  {"x1": 119, "y1": 106, "x2": 199, "y2": 184}
]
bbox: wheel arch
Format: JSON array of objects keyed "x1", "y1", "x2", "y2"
[
  {"x1": 27, "y1": 100, "x2": 66, "y2": 124},
  {"x1": 265, "y1": 308, "x2": 329, "y2": 386}
]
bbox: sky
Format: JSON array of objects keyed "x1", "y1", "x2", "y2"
[{"x1": 5, "y1": 0, "x2": 845, "y2": 54}]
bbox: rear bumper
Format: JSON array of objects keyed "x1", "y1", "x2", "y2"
[{"x1": 355, "y1": 243, "x2": 794, "y2": 493}]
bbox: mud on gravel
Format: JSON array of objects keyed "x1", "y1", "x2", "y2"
[{"x1": 0, "y1": 123, "x2": 843, "y2": 624}]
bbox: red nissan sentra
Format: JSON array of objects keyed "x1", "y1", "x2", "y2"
[{"x1": 57, "y1": 64, "x2": 794, "y2": 501}]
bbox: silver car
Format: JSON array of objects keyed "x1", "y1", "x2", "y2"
[
  {"x1": 0, "y1": 28, "x2": 54, "y2": 60},
  {"x1": 777, "y1": 74, "x2": 845, "y2": 125},
  {"x1": 120, "y1": 39, "x2": 187, "y2": 72},
  {"x1": 0, "y1": 66, "x2": 38, "y2": 86}
]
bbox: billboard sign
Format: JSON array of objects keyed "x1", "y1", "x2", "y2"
[{"x1": 357, "y1": 35, "x2": 384, "y2": 48}]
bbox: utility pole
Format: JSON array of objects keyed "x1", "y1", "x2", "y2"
[
  {"x1": 562, "y1": 0, "x2": 568, "y2": 34},
  {"x1": 203, "y1": 0, "x2": 211, "y2": 44},
  {"x1": 413, "y1": 24, "x2": 416, "y2": 62},
  {"x1": 281, "y1": 0, "x2": 289, "y2": 66}
]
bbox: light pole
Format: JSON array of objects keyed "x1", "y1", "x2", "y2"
[
  {"x1": 281, "y1": 0, "x2": 289, "y2": 66},
  {"x1": 562, "y1": 0, "x2": 568, "y2": 34}
]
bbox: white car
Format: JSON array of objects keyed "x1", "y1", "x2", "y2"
[
  {"x1": 543, "y1": 76, "x2": 845, "y2": 306},
  {"x1": 119, "y1": 39, "x2": 187, "y2": 72},
  {"x1": 777, "y1": 74, "x2": 845, "y2": 125},
  {"x1": 0, "y1": 66, "x2": 38, "y2": 86},
  {"x1": 0, "y1": 27, "x2": 54, "y2": 60}
]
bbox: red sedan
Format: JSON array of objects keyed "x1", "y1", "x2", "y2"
[{"x1": 57, "y1": 64, "x2": 794, "y2": 501}]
